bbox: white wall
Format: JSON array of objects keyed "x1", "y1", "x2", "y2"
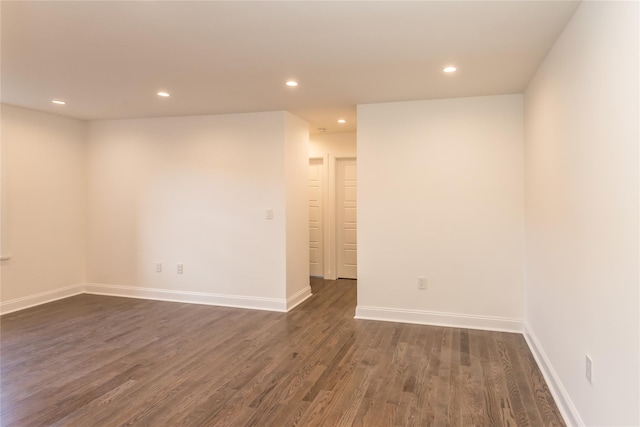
[
  {"x1": 309, "y1": 132, "x2": 356, "y2": 159},
  {"x1": 86, "y1": 111, "x2": 307, "y2": 310},
  {"x1": 357, "y1": 95, "x2": 524, "y2": 331},
  {"x1": 284, "y1": 112, "x2": 311, "y2": 306},
  {"x1": 0, "y1": 104, "x2": 87, "y2": 311},
  {"x1": 524, "y1": 2, "x2": 639, "y2": 425}
]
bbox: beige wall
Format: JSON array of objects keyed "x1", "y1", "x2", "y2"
[
  {"x1": 1, "y1": 105, "x2": 87, "y2": 307},
  {"x1": 309, "y1": 132, "x2": 356, "y2": 159},
  {"x1": 356, "y1": 95, "x2": 524, "y2": 330},
  {"x1": 86, "y1": 111, "x2": 308, "y2": 310},
  {"x1": 285, "y1": 113, "x2": 311, "y2": 305},
  {"x1": 2, "y1": 107, "x2": 310, "y2": 312},
  {"x1": 524, "y1": 2, "x2": 639, "y2": 425}
]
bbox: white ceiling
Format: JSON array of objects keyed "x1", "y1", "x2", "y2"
[{"x1": 1, "y1": 1, "x2": 579, "y2": 134}]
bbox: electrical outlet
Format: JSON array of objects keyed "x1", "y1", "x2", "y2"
[
  {"x1": 418, "y1": 277, "x2": 427, "y2": 290},
  {"x1": 155, "y1": 262, "x2": 162, "y2": 273},
  {"x1": 177, "y1": 263, "x2": 184, "y2": 274},
  {"x1": 586, "y1": 355, "x2": 593, "y2": 384}
]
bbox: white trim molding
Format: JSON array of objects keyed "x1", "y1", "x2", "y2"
[
  {"x1": 0, "y1": 284, "x2": 84, "y2": 315},
  {"x1": 523, "y1": 324, "x2": 583, "y2": 427},
  {"x1": 354, "y1": 305, "x2": 523, "y2": 333},
  {"x1": 84, "y1": 283, "x2": 288, "y2": 312},
  {"x1": 286, "y1": 286, "x2": 313, "y2": 311},
  {"x1": 1, "y1": 283, "x2": 315, "y2": 316}
]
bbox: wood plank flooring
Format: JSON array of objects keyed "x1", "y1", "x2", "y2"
[{"x1": 1, "y1": 279, "x2": 564, "y2": 426}]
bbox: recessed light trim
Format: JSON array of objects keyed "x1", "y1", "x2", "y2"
[
  {"x1": 157, "y1": 91, "x2": 170, "y2": 97},
  {"x1": 337, "y1": 119, "x2": 346, "y2": 124},
  {"x1": 286, "y1": 81, "x2": 298, "y2": 87},
  {"x1": 51, "y1": 100, "x2": 66, "y2": 105},
  {"x1": 443, "y1": 66, "x2": 457, "y2": 73}
]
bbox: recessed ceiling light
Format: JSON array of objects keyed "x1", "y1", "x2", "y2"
[
  {"x1": 443, "y1": 66, "x2": 457, "y2": 73},
  {"x1": 51, "y1": 100, "x2": 66, "y2": 105},
  {"x1": 337, "y1": 119, "x2": 346, "y2": 124},
  {"x1": 157, "y1": 91, "x2": 170, "y2": 97},
  {"x1": 286, "y1": 81, "x2": 298, "y2": 87}
]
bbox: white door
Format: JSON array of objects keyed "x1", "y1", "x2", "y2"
[
  {"x1": 309, "y1": 159, "x2": 324, "y2": 277},
  {"x1": 337, "y1": 159, "x2": 357, "y2": 279}
]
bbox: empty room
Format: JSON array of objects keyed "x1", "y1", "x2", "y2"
[{"x1": 1, "y1": 1, "x2": 638, "y2": 426}]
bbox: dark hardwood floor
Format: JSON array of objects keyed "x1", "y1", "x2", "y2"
[{"x1": 1, "y1": 278, "x2": 564, "y2": 426}]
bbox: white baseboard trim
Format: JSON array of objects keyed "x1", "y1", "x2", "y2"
[
  {"x1": 286, "y1": 286, "x2": 313, "y2": 311},
  {"x1": 0, "y1": 284, "x2": 85, "y2": 315},
  {"x1": 354, "y1": 305, "x2": 523, "y2": 333},
  {"x1": 523, "y1": 324, "x2": 583, "y2": 427},
  {"x1": 84, "y1": 283, "x2": 288, "y2": 312}
]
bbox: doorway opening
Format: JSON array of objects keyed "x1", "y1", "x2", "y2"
[{"x1": 307, "y1": 156, "x2": 357, "y2": 280}]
